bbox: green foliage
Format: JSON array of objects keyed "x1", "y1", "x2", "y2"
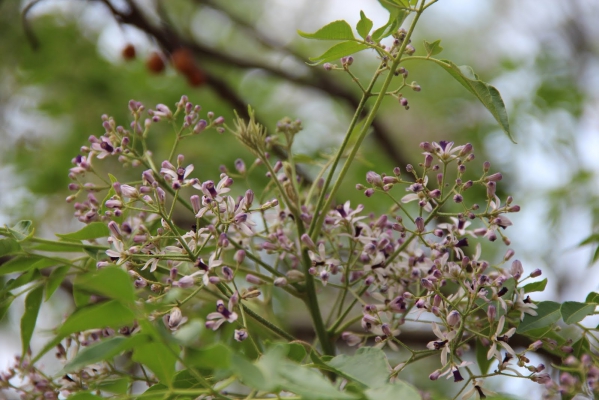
[
  {"x1": 522, "y1": 278, "x2": 548, "y2": 293},
  {"x1": 56, "y1": 222, "x2": 110, "y2": 241},
  {"x1": 516, "y1": 301, "x2": 561, "y2": 333},
  {"x1": 74, "y1": 267, "x2": 136, "y2": 305},
  {"x1": 356, "y1": 11, "x2": 374, "y2": 40},
  {"x1": 424, "y1": 39, "x2": 444, "y2": 57},
  {"x1": 560, "y1": 301, "x2": 596, "y2": 325},
  {"x1": 20, "y1": 285, "x2": 44, "y2": 357},
  {"x1": 298, "y1": 20, "x2": 356, "y2": 41}
]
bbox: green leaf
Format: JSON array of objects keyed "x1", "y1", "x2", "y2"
[
  {"x1": 423, "y1": 39, "x2": 443, "y2": 56},
  {"x1": 63, "y1": 335, "x2": 148, "y2": 373},
  {"x1": 0, "y1": 295, "x2": 15, "y2": 322},
  {"x1": 327, "y1": 347, "x2": 389, "y2": 388},
  {"x1": 516, "y1": 301, "x2": 561, "y2": 333},
  {"x1": 31, "y1": 242, "x2": 89, "y2": 252},
  {"x1": 0, "y1": 256, "x2": 41, "y2": 276},
  {"x1": 579, "y1": 233, "x2": 599, "y2": 246},
  {"x1": 379, "y1": 0, "x2": 412, "y2": 11},
  {"x1": 372, "y1": 7, "x2": 407, "y2": 41},
  {"x1": 572, "y1": 337, "x2": 590, "y2": 358},
  {"x1": 7, "y1": 220, "x2": 34, "y2": 241},
  {"x1": 561, "y1": 301, "x2": 596, "y2": 325},
  {"x1": 278, "y1": 361, "x2": 357, "y2": 399},
  {"x1": 67, "y1": 393, "x2": 103, "y2": 400},
  {"x1": 287, "y1": 342, "x2": 307, "y2": 363},
  {"x1": 184, "y1": 343, "x2": 232, "y2": 370},
  {"x1": 0, "y1": 238, "x2": 22, "y2": 257},
  {"x1": 231, "y1": 352, "x2": 272, "y2": 392},
  {"x1": 21, "y1": 285, "x2": 44, "y2": 357},
  {"x1": 58, "y1": 300, "x2": 136, "y2": 336},
  {"x1": 74, "y1": 267, "x2": 135, "y2": 305},
  {"x1": 45, "y1": 265, "x2": 70, "y2": 300},
  {"x1": 364, "y1": 380, "x2": 422, "y2": 400},
  {"x1": 585, "y1": 292, "x2": 599, "y2": 304},
  {"x1": 298, "y1": 20, "x2": 355, "y2": 41},
  {"x1": 476, "y1": 339, "x2": 493, "y2": 374},
  {"x1": 132, "y1": 341, "x2": 178, "y2": 384},
  {"x1": 56, "y1": 222, "x2": 110, "y2": 241},
  {"x1": 356, "y1": 11, "x2": 373, "y2": 40},
  {"x1": 308, "y1": 41, "x2": 369, "y2": 66},
  {"x1": 522, "y1": 278, "x2": 547, "y2": 293},
  {"x1": 427, "y1": 59, "x2": 513, "y2": 142},
  {"x1": 95, "y1": 378, "x2": 129, "y2": 394},
  {"x1": 4, "y1": 269, "x2": 41, "y2": 292}
]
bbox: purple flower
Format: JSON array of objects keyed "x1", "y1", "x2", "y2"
[{"x1": 205, "y1": 299, "x2": 238, "y2": 331}]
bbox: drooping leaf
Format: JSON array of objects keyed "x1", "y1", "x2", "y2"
[
  {"x1": 45, "y1": 265, "x2": 70, "y2": 300},
  {"x1": 56, "y1": 222, "x2": 110, "y2": 241},
  {"x1": 356, "y1": 11, "x2": 373, "y2": 40},
  {"x1": 364, "y1": 380, "x2": 422, "y2": 400},
  {"x1": 74, "y1": 267, "x2": 135, "y2": 305},
  {"x1": 327, "y1": 347, "x2": 389, "y2": 388},
  {"x1": 21, "y1": 285, "x2": 44, "y2": 357},
  {"x1": 423, "y1": 39, "x2": 443, "y2": 56},
  {"x1": 0, "y1": 295, "x2": 15, "y2": 322},
  {"x1": 132, "y1": 340, "x2": 178, "y2": 384},
  {"x1": 308, "y1": 41, "x2": 369, "y2": 66},
  {"x1": 298, "y1": 20, "x2": 356, "y2": 41},
  {"x1": 7, "y1": 220, "x2": 34, "y2": 241},
  {"x1": 184, "y1": 342, "x2": 232, "y2": 370},
  {"x1": 0, "y1": 238, "x2": 22, "y2": 257},
  {"x1": 572, "y1": 337, "x2": 590, "y2": 358},
  {"x1": 561, "y1": 301, "x2": 596, "y2": 325},
  {"x1": 278, "y1": 361, "x2": 357, "y2": 399},
  {"x1": 427, "y1": 59, "x2": 513, "y2": 142},
  {"x1": 63, "y1": 335, "x2": 149, "y2": 373},
  {"x1": 476, "y1": 339, "x2": 493, "y2": 374},
  {"x1": 516, "y1": 301, "x2": 561, "y2": 333},
  {"x1": 5, "y1": 269, "x2": 41, "y2": 292},
  {"x1": 522, "y1": 278, "x2": 547, "y2": 294},
  {"x1": 0, "y1": 256, "x2": 41, "y2": 276}
]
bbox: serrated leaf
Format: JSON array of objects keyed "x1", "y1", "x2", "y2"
[
  {"x1": 184, "y1": 343, "x2": 231, "y2": 370},
  {"x1": 74, "y1": 267, "x2": 135, "y2": 305},
  {"x1": 308, "y1": 41, "x2": 369, "y2": 66},
  {"x1": 586, "y1": 292, "x2": 599, "y2": 304},
  {"x1": 364, "y1": 380, "x2": 421, "y2": 400},
  {"x1": 7, "y1": 220, "x2": 34, "y2": 241},
  {"x1": 63, "y1": 334, "x2": 149, "y2": 373},
  {"x1": 327, "y1": 347, "x2": 389, "y2": 388},
  {"x1": 56, "y1": 222, "x2": 110, "y2": 241},
  {"x1": 522, "y1": 278, "x2": 547, "y2": 293},
  {"x1": 21, "y1": 285, "x2": 44, "y2": 357},
  {"x1": 561, "y1": 301, "x2": 596, "y2": 325},
  {"x1": 0, "y1": 238, "x2": 22, "y2": 257},
  {"x1": 476, "y1": 339, "x2": 493, "y2": 374},
  {"x1": 516, "y1": 301, "x2": 561, "y2": 333},
  {"x1": 45, "y1": 265, "x2": 70, "y2": 300},
  {"x1": 356, "y1": 11, "x2": 373, "y2": 40},
  {"x1": 423, "y1": 39, "x2": 443, "y2": 56},
  {"x1": 298, "y1": 20, "x2": 356, "y2": 41},
  {"x1": 427, "y1": 59, "x2": 513, "y2": 142}
]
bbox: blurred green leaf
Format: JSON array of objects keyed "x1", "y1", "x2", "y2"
[
  {"x1": 67, "y1": 393, "x2": 103, "y2": 400},
  {"x1": 0, "y1": 256, "x2": 41, "y2": 276},
  {"x1": 298, "y1": 20, "x2": 356, "y2": 41},
  {"x1": 373, "y1": 5, "x2": 407, "y2": 41},
  {"x1": 327, "y1": 347, "x2": 389, "y2": 388},
  {"x1": 184, "y1": 342, "x2": 232, "y2": 370},
  {"x1": 561, "y1": 301, "x2": 595, "y2": 325},
  {"x1": 56, "y1": 222, "x2": 110, "y2": 241},
  {"x1": 95, "y1": 378, "x2": 129, "y2": 394},
  {"x1": 423, "y1": 39, "x2": 443, "y2": 57},
  {"x1": 278, "y1": 361, "x2": 357, "y2": 399},
  {"x1": 364, "y1": 380, "x2": 422, "y2": 400},
  {"x1": 45, "y1": 265, "x2": 70, "y2": 300},
  {"x1": 308, "y1": 42, "x2": 369, "y2": 65},
  {"x1": 585, "y1": 292, "x2": 599, "y2": 304},
  {"x1": 516, "y1": 301, "x2": 561, "y2": 333},
  {"x1": 63, "y1": 335, "x2": 149, "y2": 373},
  {"x1": 356, "y1": 11, "x2": 373, "y2": 40},
  {"x1": 4, "y1": 269, "x2": 41, "y2": 292},
  {"x1": 74, "y1": 267, "x2": 135, "y2": 305},
  {"x1": 21, "y1": 285, "x2": 44, "y2": 357},
  {"x1": 58, "y1": 300, "x2": 136, "y2": 336},
  {"x1": 572, "y1": 337, "x2": 590, "y2": 359},
  {"x1": 0, "y1": 294, "x2": 15, "y2": 322},
  {"x1": 476, "y1": 339, "x2": 493, "y2": 374},
  {"x1": 427, "y1": 59, "x2": 513, "y2": 142},
  {"x1": 132, "y1": 340, "x2": 178, "y2": 384},
  {"x1": 231, "y1": 352, "x2": 272, "y2": 391},
  {"x1": 522, "y1": 278, "x2": 547, "y2": 293},
  {"x1": 7, "y1": 220, "x2": 34, "y2": 241},
  {"x1": 287, "y1": 342, "x2": 307, "y2": 363},
  {"x1": 0, "y1": 238, "x2": 22, "y2": 257}
]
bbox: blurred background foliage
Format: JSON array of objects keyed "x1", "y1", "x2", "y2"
[{"x1": 1, "y1": 0, "x2": 599, "y2": 397}]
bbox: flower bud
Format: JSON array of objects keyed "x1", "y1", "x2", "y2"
[
  {"x1": 246, "y1": 274, "x2": 263, "y2": 285},
  {"x1": 415, "y1": 217, "x2": 425, "y2": 233},
  {"x1": 234, "y1": 329, "x2": 248, "y2": 342},
  {"x1": 273, "y1": 277, "x2": 288, "y2": 287},
  {"x1": 530, "y1": 269, "x2": 542, "y2": 278},
  {"x1": 447, "y1": 310, "x2": 461, "y2": 326},
  {"x1": 487, "y1": 305, "x2": 496, "y2": 323}
]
